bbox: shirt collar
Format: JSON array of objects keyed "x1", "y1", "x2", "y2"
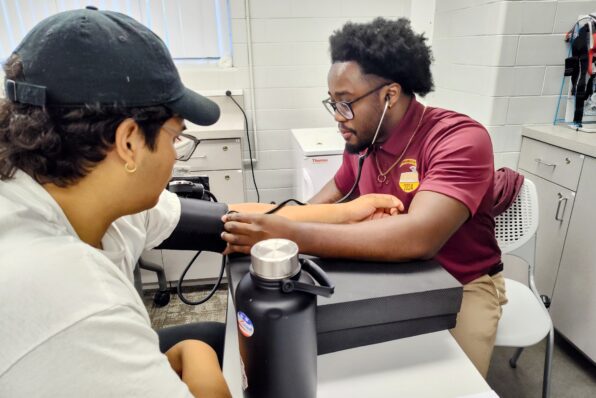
[
  {"x1": 376, "y1": 96, "x2": 425, "y2": 156},
  {"x1": 2, "y1": 170, "x2": 79, "y2": 238}
]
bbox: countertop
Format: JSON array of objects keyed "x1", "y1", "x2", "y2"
[{"x1": 522, "y1": 124, "x2": 596, "y2": 158}]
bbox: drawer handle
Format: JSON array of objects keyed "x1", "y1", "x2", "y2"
[
  {"x1": 174, "y1": 166, "x2": 190, "y2": 173},
  {"x1": 224, "y1": 175, "x2": 230, "y2": 181},
  {"x1": 555, "y1": 193, "x2": 568, "y2": 222},
  {"x1": 534, "y1": 158, "x2": 557, "y2": 168},
  {"x1": 194, "y1": 155, "x2": 207, "y2": 159},
  {"x1": 222, "y1": 146, "x2": 229, "y2": 151}
]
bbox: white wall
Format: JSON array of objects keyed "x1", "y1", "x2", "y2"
[
  {"x1": 428, "y1": 0, "x2": 594, "y2": 170},
  {"x1": 224, "y1": 0, "x2": 411, "y2": 202},
  {"x1": 178, "y1": 0, "x2": 412, "y2": 203}
]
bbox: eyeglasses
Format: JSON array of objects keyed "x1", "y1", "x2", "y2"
[
  {"x1": 174, "y1": 133, "x2": 201, "y2": 161},
  {"x1": 161, "y1": 125, "x2": 200, "y2": 161},
  {"x1": 322, "y1": 82, "x2": 391, "y2": 120}
]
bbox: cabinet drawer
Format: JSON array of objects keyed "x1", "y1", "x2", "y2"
[
  {"x1": 174, "y1": 138, "x2": 241, "y2": 172},
  {"x1": 202, "y1": 169, "x2": 246, "y2": 203},
  {"x1": 518, "y1": 138, "x2": 584, "y2": 191}
]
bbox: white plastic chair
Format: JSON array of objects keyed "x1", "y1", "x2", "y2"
[{"x1": 494, "y1": 178, "x2": 553, "y2": 398}]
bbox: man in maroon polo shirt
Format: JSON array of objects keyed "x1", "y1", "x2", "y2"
[{"x1": 222, "y1": 17, "x2": 506, "y2": 377}]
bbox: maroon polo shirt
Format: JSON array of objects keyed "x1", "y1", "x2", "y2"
[{"x1": 334, "y1": 97, "x2": 501, "y2": 284}]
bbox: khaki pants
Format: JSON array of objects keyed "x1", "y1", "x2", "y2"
[{"x1": 450, "y1": 272, "x2": 508, "y2": 378}]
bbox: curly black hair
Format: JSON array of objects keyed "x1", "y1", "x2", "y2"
[
  {"x1": 329, "y1": 17, "x2": 434, "y2": 96},
  {"x1": 0, "y1": 54, "x2": 173, "y2": 187}
]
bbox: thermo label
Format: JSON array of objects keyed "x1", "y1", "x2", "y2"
[{"x1": 237, "y1": 311, "x2": 254, "y2": 337}]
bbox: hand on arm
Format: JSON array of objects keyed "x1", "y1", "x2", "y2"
[
  {"x1": 222, "y1": 191, "x2": 468, "y2": 260},
  {"x1": 166, "y1": 340, "x2": 232, "y2": 398}
]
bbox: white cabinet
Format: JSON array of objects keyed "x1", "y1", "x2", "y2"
[
  {"x1": 518, "y1": 137, "x2": 581, "y2": 298},
  {"x1": 519, "y1": 125, "x2": 596, "y2": 362},
  {"x1": 550, "y1": 156, "x2": 596, "y2": 360}
]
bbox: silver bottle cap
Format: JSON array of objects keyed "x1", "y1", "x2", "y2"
[{"x1": 250, "y1": 239, "x2": 300, "y2": 280}]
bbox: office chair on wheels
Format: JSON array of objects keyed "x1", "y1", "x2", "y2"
[
  {"x1": 133, "y1": 258, "x2": 171, "y2": 307},
  {"x1": 494, "y1": 177, "x2": 553, "y2": 398}
]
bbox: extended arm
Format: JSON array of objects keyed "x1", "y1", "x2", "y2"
[
  {"x1": 222, "y1": 191, "x2": 469, "y2": 261},
  {"x1": 228, "y1": 193, "x2": 402, "y2": 224}
]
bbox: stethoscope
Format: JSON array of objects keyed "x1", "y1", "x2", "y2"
[
  {"x1": 264, "y1": 97, "x2": 391, "y2": 213},
  {"x1": 335, "y1": 96, "x2": 391, "y2": 203}
]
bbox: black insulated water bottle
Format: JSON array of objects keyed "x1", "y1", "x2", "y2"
[{"x1": 234, "y1": 239, "x2": 334, "y2": 398}]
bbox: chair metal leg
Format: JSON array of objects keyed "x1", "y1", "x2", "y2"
[
  {"x1": 138, "y1": 258, "x2": 171, "y2": 307},
  {"x1": 509, "y1": 347, "x2": 524, "y2": 368},
  {"x1": 133, "y1": 262, "x2": 144, "y2": 298},
  {"x1": 542, "y1": 328, "x2": 554, "y2": 398}
]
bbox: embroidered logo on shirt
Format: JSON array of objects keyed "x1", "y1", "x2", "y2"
[{"x1": 398, "y1": 159, "x2": 419, "y2": 193}]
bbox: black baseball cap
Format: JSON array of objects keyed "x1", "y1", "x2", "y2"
[{"x1": 3, "y1": 6, "x2": 220, "y2": 126}]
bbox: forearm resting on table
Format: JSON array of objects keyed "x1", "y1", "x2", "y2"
[
  {"x1": 166, "y1": 340, "x2": 231, "y2": 398},
  {"x1": 228, "y1": 194, "x2": 402, "y2": 224},
  {"x1": 228, "y1": 202, "x2": 348, "y2": 223}
]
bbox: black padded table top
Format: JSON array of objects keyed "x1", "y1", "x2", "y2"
[{"x1": 226, "y1": 255, "x2": 463, "y2": 354}]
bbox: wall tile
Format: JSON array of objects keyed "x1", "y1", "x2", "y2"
[
  {"x1": 543, "y1": 65, "x2": 568, "y2": 95},
  {"x1": 254, "y1": 87, "x2": 329, "y2": 110},
  {"x1": 486, "y1": 125, "x2": 523, "y2": 152},
  {"x1": 495, "y1": 66, "x2": 546, "y2": 96},
  {"x1": 253, "y1": 66, "x2": 329, "y2": 88},
  {"x1": 433, "y1": 63, "x2": 500, "y2": 96},
  {"x1": 249, "y1": 18, "x2": 349, "y2": 43},
  {"x1": 252, "y1": 42, "x2": 330, "y2": 66},
  {"x1": 515, "y1": 34, "x2": 567, "y2": 66},
  {"x1": 248, "y1": 0, "x2": 292, "y2": 19},
  {"x1": 506, "y1": 95, "x2": 560, "y2": 124},
  {"x1": 432, "y1": 35, "x2": 519, "y2": 66},
  {"x1": 552, "y1": 1, "x2": 596, "y2": 33},
  {"x1": 247, "y1": 149, "x2": 295, "y2": 169},
  {"x1": 246, "y1": 187, "x2": 296, "y2": 203},
  {"x1": 435, "y1": 0, "x2": 497, "y2": 14},
  {"x1": 428, "y1": 88, "x2": 509, "y2": 125},
  {"x1": 290, "y1": 0, "x2": 342, "y2": 18},
  {"x1": 229, "y1": 0, "x2": 246, "y2": 19},
  {"x1": 494, "y1": 152, "x2": 520, "y2": 170},
  {"x1": 255, "y1": 108, "x2": 333, "y2": 130},
  {"x1": 257, "y1": 130, "x2": 294, "y2": 150},
  {"x1": 503, "y1": 1, "x2": 557, "y2": 35},
  {"x1": 244, "y1": 169, "x2": 294, "y2": 189},
  {"x1": 338, "y1": 0, "x2": 407, "y2": 17}
]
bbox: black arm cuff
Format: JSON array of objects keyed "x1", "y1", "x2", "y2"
[{"x1": 156, "y1": 198, "x2": 229, "y2": 253}]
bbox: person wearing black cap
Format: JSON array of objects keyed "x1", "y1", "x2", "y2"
[
  {"x1": 0, "y1": 8, "x2": 403, "y2": 398},
  {"x1": 0, "y1": 7, "x2": 233, "y2": 398}
]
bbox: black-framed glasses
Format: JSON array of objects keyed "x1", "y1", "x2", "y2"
[
  {"x1": 322, "y1": 82, "x2": 391, "y2": 120},
  {"x1": 175, "y1": 133, "x2": 201, "y2": 161}
]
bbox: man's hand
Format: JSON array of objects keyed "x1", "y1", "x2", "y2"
[
  {"x1": 342, "y1": 194, "x2": 404, "y2": 223},
  {"x1": 222, "y1": 213, "x2": 296, "y2": 254}
]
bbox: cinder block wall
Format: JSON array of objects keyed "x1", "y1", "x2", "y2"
[{"x1": 428, "y1": 0, "x2": 594, "y2": 169}]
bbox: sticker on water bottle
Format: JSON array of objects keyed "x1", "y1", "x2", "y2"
[{"x1": 237, "y1": 311, "x2": 254, "y2": 337}]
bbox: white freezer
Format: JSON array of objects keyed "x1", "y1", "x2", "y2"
[{"x1": 291, "y1": 127, "x2": 345, "y2": 201}]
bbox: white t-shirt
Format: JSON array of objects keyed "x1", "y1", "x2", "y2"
[{"x1": 0, "y1": 171, "x2": 194, "y2": 397}]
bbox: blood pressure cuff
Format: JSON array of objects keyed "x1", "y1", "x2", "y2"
[{"x1": 156, "y1": 198, "x2": 228, "y2": 253}]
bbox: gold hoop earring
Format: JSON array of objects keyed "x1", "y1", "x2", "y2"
[{"x1": 124, "y1": 162, "x2": 137, "y2": 173}]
